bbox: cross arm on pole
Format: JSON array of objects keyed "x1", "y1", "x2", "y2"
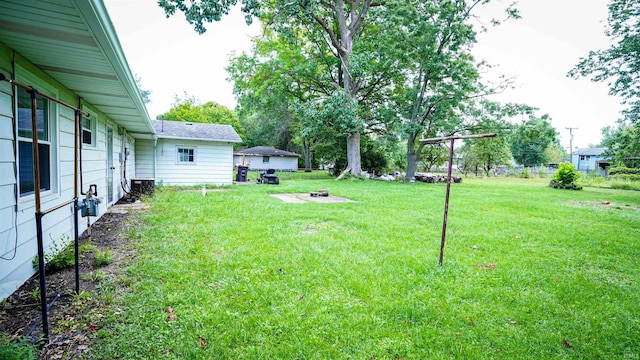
[{"x1": 419, "y1": 133, "x2": 497, "y2": 144}]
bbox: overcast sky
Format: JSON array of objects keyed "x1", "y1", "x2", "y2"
[{"x1": 103, "y1": 0, "x2": 623, "y2": 151}]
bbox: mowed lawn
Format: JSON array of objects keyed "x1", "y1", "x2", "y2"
[{"x1": 90, "y1": 177, "x2": 640, "y2": 359}]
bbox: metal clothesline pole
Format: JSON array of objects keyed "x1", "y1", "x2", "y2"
[
  {"x1": 420, "y1": 133, "x2": 497, "y2": 266},
  {"x1": 1, "y1": 72, "x2": 89, "y2": 340}
]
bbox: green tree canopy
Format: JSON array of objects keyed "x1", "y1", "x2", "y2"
[
  {"x1": 600, "y1": 119, "x2": 640, "y2": 167},
  {"x1": 509, "y1": 112, "x2": 560, "y2": 167},
  {"x1": 157, "y1": 94, "x2": 245, "y2": 139},
  {"x1": 460, "y1": 100, "x2": 514, "y2": 176},
  {"x1": 569, "y1": 0, "x2": 640, "y2": 122},
  {"x1": 388, "y1": 0, "x2": 518, "y2": 181}
]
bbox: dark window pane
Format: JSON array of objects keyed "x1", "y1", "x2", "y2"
[
  {"x1": 178, "y1": 148, "x2": 194, "y2": 162},
  {"x1": 19, "y1": 141, "x2": 51, "y2": 196},
  {"x1": 83, "y1": 129, "x2": 92, "y2": 145},
  {"x1": 17, "y1": 87, "x2": 48, "y2": 141}
]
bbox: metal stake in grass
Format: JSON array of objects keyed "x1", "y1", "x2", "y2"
[{"x1": 420, "y1": 133, "x2": 497, "y2": 266}]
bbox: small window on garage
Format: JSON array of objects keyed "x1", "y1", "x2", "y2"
[
  {"x1": 177, "y1": 147, "x2": 196, "y2": 164},
  {"x1": 262, "y1": 156, "x2": 270, "y2": 163}
]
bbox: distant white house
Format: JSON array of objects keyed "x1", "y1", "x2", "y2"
[
  {"x1": 571, "y1": 148, "x2": 610, "y2": 172},
  {"x1": 234, "y1": 146, "x2": 300, "y2": 172},
  {"x1": 135, "y1": 120, "x2": 242, "y2": 186}
]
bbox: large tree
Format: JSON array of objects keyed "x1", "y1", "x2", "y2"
[
  {"x1": 600, "y1": 119, "x2": 640, "y2": 167},
  {"x1": 159, "y1": 0, "x2": 388, "y2": 176},
  {"x1": 226, "y1": 1, "x2": 406, "y2": 173},
  {"x1": 388, "y1": 0, "x2": 518, "y2": 181},
  {"x1": 569, "y1": 0, "x2": 640, "y2": 122},
  {"x1": 227, "y1": 26, "x2": 335, "y2": 170},
  {"x1": 460, "y1": 101, "x2": 514, "y2": 176},
  {"x1": 509, "y1": 112, "x2": 559, "y2": 167}
]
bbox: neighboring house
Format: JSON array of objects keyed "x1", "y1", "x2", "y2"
[
  {"x1": 234, "y1": 146, "x2": 301, "y2": 172},
  {"x1": 0, "y1": 1, "x2": 154, "y2": 300},
  {"x1": 571, "y1": 148, "x2": 611, "y2": 172},
  {"x1": 135, "y1": 120, "x2": 242, "y2": 186}
]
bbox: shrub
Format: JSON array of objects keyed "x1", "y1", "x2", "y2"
[
  {"x1": 95, "y1": 247, "x2": 114, "y2": 267},
  {"x1": 0, "y1": 333, "x2": 38, "y2": 360},
  {"x1": 611, "y1": 174, "x2": 640, "y2": 181},
  {"x1": 32, "y1": 235, "x2": 76, "y2": 272},
  {"x1": 609, "y1": 167, "x2": 640, "y2": 176},
  {"x1": 551, "y1": 161, "x2": 582, "y2": 190}
]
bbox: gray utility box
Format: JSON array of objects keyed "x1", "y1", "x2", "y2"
[{"x1": 131, "y1": 178, "x2": 155, "y2": 197}]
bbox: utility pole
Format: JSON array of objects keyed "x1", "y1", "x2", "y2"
[{"x1": 566, "y1": 127, "x2": 578, "y2": 164}]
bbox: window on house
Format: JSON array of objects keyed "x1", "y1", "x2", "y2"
[
  {"x1": 262, "y1": 156, "x2": 270, "y2": 163},
  {"x1": 17, "y1": 86, "x2": 51, "y2": 196},
  {"x1": 82, "y1": 116, "x2": 94, "y2": 145},
  {"x1": 177, "y1": 147, "x2": 195, "y2": 163},
  {"x1": 580, "y1": 155, "x2": 585, "y2": 160}
]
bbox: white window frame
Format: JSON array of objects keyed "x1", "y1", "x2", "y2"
[
  {"x1": 82, "y1": 115, "x2": 96, "y2": 147},
  {"x1": 176, "y1": 146, "x2": 196, "y2": 164},
  {"x1": 14, "y1": 69, "x2": 58, "y2": 200}
]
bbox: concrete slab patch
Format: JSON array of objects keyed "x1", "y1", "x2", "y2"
[
  {"x1": 270, "y1": 193, "x2": 355, "y2": 203},
  {"x1": 270, "y1": 194, "x2": 306, "y2": 203}
]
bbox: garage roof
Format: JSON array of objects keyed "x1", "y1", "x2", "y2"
[{"x1": 152, "y1": 119, "x2": 242, "y2": 143}]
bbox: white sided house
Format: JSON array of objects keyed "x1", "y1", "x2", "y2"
[
  {"x1": 135, "y1": 120, "x2": 242, "y2": 186},
  {"x1": 234, "y1": 146, "x2": 300, "y2": 172},
  {"x1": 571, "y1": 147, "x2": 610, "y2": 172},
  {"x1": 0, "y1": 1, "x2": 154, "y2": 300}
]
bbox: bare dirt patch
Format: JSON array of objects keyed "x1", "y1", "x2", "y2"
[
  {"x1": 568, "y1": 201, "x2": 640, "y2": 212},
  {"x1": 270, "y1": 193, "x2": 355, "y2": 203},
  {"x1": 0, "y1": 200, "x2": 147, "y2": 359}
]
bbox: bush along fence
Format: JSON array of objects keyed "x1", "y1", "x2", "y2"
[
  {"x1": 609, "y1": 166, "x2": 640, "y2": 181},
  {"x1": 550, "y1": 162, "x2": 583, "y2": 190}
]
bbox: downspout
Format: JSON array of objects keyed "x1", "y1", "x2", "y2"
[{"x1": 153, "y1": 137, "x2": 158, "y2": 180}]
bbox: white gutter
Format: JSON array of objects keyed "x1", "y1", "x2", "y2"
[{"x1": 73, "y1": 0, "x2": 156, "y2": 137}]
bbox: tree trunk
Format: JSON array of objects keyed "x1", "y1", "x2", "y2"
[
  {"x1": 405, "y1": 135, "x2": 423, "y2": 182},
  {"x1": 346, "y1": 133, "x2": 362, "y2": 176},
  {"x1": 406, "y1": 152, "x2": 418, "y2": 182},
  {"x1": 303, "y1": 141, "x2": 312, "y2": 172}
]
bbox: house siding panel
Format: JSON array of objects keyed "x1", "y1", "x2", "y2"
[
  {"x1": 135, "y1": 139, "x2": 155, "y2": 179},
  {"x1": 0, "y1": 45, "x2": 139, "y2": 300},
  {"x1": 237, "y1": 155, "x2": 298, "y2": 172},
  {"x1": 155, "y1": 139, "x2": 233, "y2": 185}
]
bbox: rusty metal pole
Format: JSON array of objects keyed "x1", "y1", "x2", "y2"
[
  {"x1": 438, "y1": 138, "x2": 456, "y2": 267},
  {"x1": 1, "y1": 73, "x2": 91, "y2": 340},
  {"x1": 29, "y1": 88, "x2": 49, "y2": 340},
  {"x1": 73, "y1": 108, "x2": 81, "y2": 294},
  {"x1": 420, "y1": 133, "x2": 496, "y2": 267}
]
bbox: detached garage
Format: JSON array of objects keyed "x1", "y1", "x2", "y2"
[
  {"x1": 234, "y1": 146, "x2": 300, "y2": 172},
  {"x1": 136, "y1": 120, "x2": 242, "y2": 186}
]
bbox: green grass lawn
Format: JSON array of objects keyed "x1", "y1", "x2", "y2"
[{"x1": 89, "y1": 177, "x2": 640, "y2": 359}]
